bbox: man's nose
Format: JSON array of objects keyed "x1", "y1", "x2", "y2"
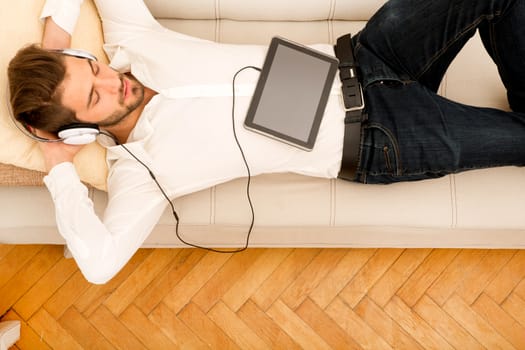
[{"x1": 94, "y1": 75, "x2": 121, "y2": 93}]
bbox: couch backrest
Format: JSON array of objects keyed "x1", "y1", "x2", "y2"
[
  {"x1": 145, "y1": 0, "x2": 375, "y2": 45},
  {"x1": 144, "y1": 0, "x2": 385, "y2": 21},
  {"x1": 143, "y1": 0, "x2": 508, "y2": 110}
]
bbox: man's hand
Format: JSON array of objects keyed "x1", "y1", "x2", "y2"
[
  {"x1": 35, "y1": 129, "x2": 84, "y2": 172},
  {"x1": 39, "y1": 13, "x2": 80, "y2": 172}
]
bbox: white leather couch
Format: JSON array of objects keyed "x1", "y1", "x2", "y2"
[{"x1": 2, "y1": 0, "x2": 525, "y2": 249}]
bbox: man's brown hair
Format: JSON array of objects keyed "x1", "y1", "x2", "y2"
[{"x1": 7, "y1": 44, "x2": 79, "y2": 133}]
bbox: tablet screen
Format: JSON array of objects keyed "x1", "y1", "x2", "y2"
[{"x1": 244, "y1": 37, "x2": 339, "y2": 151}]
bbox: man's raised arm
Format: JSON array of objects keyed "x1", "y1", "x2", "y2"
[
  {"x1": 42, "y1": 17, "x2": 71, "y2": 49},
  {"x1": 40, "y1": 0, "x2": 84, "y2": 49}
]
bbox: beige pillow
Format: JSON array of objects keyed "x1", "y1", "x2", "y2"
[{"x1": 1, "y1": 0, "x2": 108, "y2": 190}]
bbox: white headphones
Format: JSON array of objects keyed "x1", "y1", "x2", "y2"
[
  {"x1": 56, "y1": 123, "x2": 101, "y2": 145},
  {"x1": 7, "y1": 48, "x2": 101, "y2": 145}
]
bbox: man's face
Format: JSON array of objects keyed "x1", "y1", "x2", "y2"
[{"x1": 59, "y1": 56, "x2": 144, "y2": 127}]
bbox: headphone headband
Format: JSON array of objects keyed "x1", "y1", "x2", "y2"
[{"x1": 51, "y1": 48, "x2": 98, "y2": 61}]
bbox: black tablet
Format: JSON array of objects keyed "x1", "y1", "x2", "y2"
[{"x1": 244, "y1": 37, "x2": 339, "y2": 151}]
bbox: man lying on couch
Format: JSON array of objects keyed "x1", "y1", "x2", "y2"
[{"x1": 7, "y1": 0, "x2": 525, "y2": 284}]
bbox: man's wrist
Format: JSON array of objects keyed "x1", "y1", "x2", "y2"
[
  {"x1": 42, "y1": 17, "x2": 71, "y2": 49},
  {"x1": 44, "y1": 154, "x2": 75, "y2": 173}
]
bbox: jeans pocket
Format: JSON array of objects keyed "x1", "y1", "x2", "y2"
[{"x1": 361, "y1": 123, "x2": 401, "y2": 179}]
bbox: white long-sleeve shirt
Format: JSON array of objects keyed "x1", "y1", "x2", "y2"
[{"x1": 42, "y1": 0, "x2": 345, "y2": 284}]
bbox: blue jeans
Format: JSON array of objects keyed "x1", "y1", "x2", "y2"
[{"x1": 353, "y1": 0, "x2": 525, "y2": 183}]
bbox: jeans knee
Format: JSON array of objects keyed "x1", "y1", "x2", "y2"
[{"x1": 358, "y1": 2, "x2": 406, "y2": 51}]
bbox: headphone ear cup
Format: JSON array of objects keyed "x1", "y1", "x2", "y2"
[{"x1": 57, "y1": 124, "x2": 100, "y2": 145}]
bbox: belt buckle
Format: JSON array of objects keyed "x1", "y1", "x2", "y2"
[
  {"x1": 339, "y1": 66, "x2": 365, "y2": 112},
  {"x1": 340, "y1": 81, "x2": 365, "y2": 112}
]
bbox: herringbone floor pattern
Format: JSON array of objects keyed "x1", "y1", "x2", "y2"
[{"x1": 1, "y1": 245, "x2": 525, "y2": 349}]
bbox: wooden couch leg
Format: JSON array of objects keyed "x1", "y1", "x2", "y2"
[{"x1": 64, "y1": 245, "x2": 73, "y2": 259}]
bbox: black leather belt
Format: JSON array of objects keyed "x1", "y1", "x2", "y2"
[{"x1": 334, "y1": 34, "x2": 366, "y2": 181}]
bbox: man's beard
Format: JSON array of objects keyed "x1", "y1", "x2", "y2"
[{"x1": 97, "y1": 74, "x2": 145, "y2": 128}]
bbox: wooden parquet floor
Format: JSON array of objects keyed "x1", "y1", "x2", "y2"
[{"x1": 1, "y1": 245, "x2": 525, "y2": 349}]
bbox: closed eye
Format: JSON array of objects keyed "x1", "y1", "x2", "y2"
[{"x1": 87, "y1": 60, "x2": 100, "y2": 108}]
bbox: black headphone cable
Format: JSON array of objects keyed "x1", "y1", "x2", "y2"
[{"x1": 104, "y1": 65, "x2": 261, "y2": 253}]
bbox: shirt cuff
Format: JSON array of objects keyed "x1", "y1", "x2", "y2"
[
  {"x1": 43, "y1": 162, "x2": 82, "y2": 199},
  {"x1": 40, "y1": 0, "x2": 84, "y2": 36}
]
